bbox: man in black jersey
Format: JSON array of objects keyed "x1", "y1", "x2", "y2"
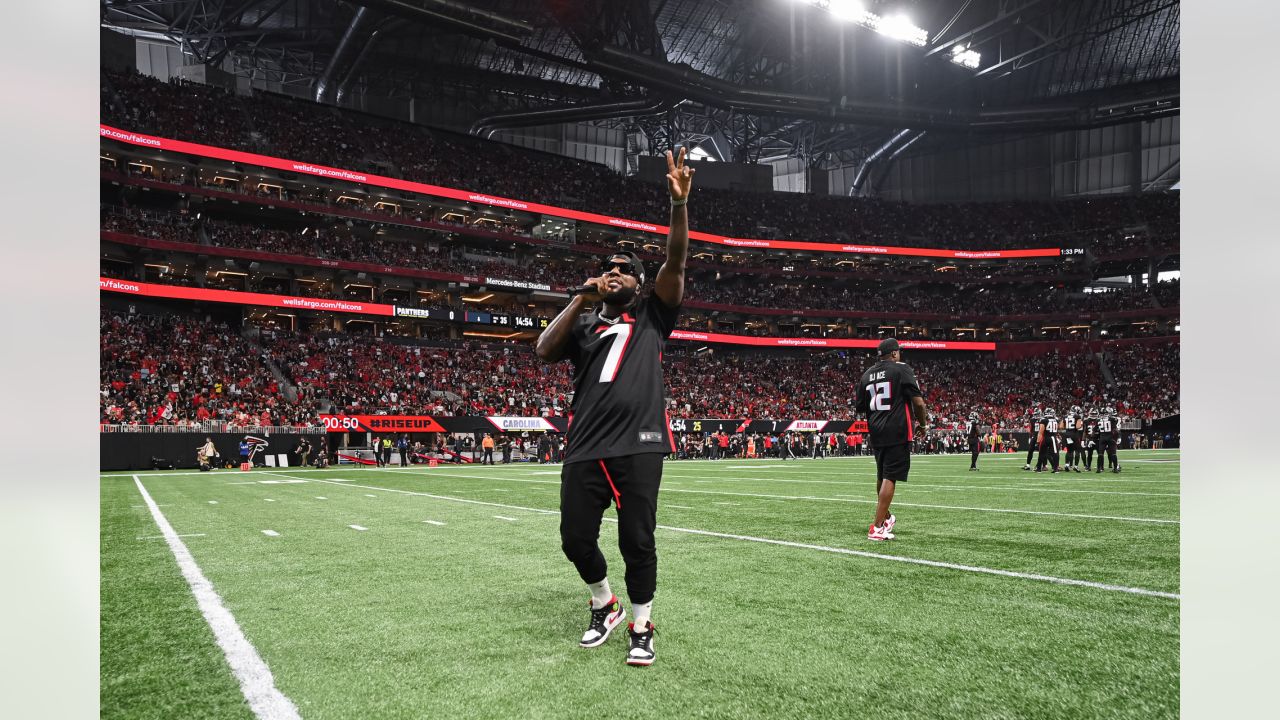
[
  {"x1": 856, "y1": 338, "x2": 927, "y2": 541},
  {"x1": 1061, "y1": 406, "x2": 1079, "y2": 472},
  {"x1": 1023, "y1": 409, "x2": 1042, "y2": 471},
  {"x1": 1036, "y1": 408, "x2": 1061, "y2": 473},
  {"x1": 1065, "y1": 405, "x2": 1085, "y2": 473},
  {"x1": 535, "y1": 147, "x2": 694, "y2": 667},
  {"x1": 1096, "y1": 405, "x2": 1122, "y2": 473},
  {"x1": 966, "y1": 412, "x2": 981, "y2": 471},
  {"x1": 1084, "y1": 408, "x2": 1100, "y2": 470}
]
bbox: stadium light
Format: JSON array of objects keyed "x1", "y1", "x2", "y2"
[
  {"x1": 873, "y1": 14, "x2": 928, "y2": 46},
  {"x1": 797, "y1": 1, "x2": 929, "y2": 47},
  {"x1": 950, "y1": 45, "x2": 981, "y2": 70},
  {"x1": 826, "y1": 0, "x2": 870, "y2": 23}
]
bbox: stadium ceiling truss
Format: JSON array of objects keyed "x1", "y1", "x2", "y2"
[{"x1": 102, "y1": 0, "x2": 1179, "y2": 167}]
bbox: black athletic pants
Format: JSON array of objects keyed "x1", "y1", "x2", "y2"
[
  {"x1": 561, "y1": 453, "x2": 663, "y2": 605},
  {"x1": 1037, "y1": 436, "x2": 1059, "y2": 471},
  {"x1": 969, "y1": 438, "x2": 980, "y2": 468},
  {"x1": 1025, "y1": 439, "x2": 1036, "y2": 466},
  {"x1": 1097, "y1": 438, "x2": 1118, "y2": 471},
  {"x1": 482, "y1": 448, "x2": 494, "y2": 464}
]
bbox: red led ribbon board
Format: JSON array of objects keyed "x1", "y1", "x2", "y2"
[
  {"x1": 101, "y1": 125, "x2": 1064, "y2": 260},
  {"x1": 668, "y1": 330, "x2": 996, "y2": 351},
  {"x1": 319, "y1": 415, "x2": 447, "y2": 433},
  {"x1": 100, "y1": 277, "x2": 395, "y2": 316}
]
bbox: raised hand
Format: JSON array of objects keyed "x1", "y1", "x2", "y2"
[{"x1": 666, "y1": 147, "x2": 695, "y2": 201}]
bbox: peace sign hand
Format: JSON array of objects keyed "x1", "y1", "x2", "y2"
[{"x1": 666, "y1": 146, "x2": 695, "y2": 201}]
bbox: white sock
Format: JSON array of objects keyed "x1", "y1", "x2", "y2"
[
  {"x1": 632, "y1": 600, "x2": 653, "y2": 631},
  {"x1": 588, "y1": 579, "x2": 613, "y2": 608}
]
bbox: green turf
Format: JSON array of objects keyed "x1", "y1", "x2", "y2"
[{"x1": 102, "y1": 449, "x2": 1179, "y2": 719}]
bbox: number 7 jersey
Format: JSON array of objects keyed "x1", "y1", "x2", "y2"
[
  {"x1": 856, "y1": 360, "x2": 924, "y2": 448},
  {"x1": 561, "y1": 295, "x2": 680, "y2": 464}
]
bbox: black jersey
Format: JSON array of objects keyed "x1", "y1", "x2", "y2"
[
  {"x1": 1044, "y1": 417, "x2": 1059, "y2": 435},
  {"x1": 561, "y1": 294, "x2": 680, "y2": 464},
  {"x1": 1097, "y1": 414, "x2": 1121, "y2": 440},
  {"x1": 1085, "y1": 419, "x2": 1099, "y2": 440},
  {"x1": 967, "y1": 420, "x2": 980, "y2": 441},
  {"x1": 856, "y1": 360, "x2": 923, "y2": 448}
]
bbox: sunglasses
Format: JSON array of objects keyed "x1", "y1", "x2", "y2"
[{"x1": 601, "y1": 260, "x2": 641, "y2": 278}]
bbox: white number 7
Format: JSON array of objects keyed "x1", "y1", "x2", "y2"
[
  {"x1": 866, "y1": 381, "x2": 891, "y2": 411},
  {"x1": 599, "y1": 324, "x2": 633, "y2": 383}
]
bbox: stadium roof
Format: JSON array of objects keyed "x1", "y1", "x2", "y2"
[{"x1": 101, "y1": 0, "x2": 1179, "y2": 165}]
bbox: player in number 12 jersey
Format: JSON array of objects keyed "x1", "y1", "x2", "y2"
[
  {"x1": 536, "y1": 147, "x2": 695, "y2": 666},
  {"x1": 856, "y1": 338, "x2": 928, "y2": 541}
]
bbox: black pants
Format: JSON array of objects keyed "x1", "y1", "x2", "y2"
[
  {"x1": 1025, "y1": 439, "x2": 1036, "y2": 466},
  {"x1": 1097, "y1": 438, "x2": 1118, "y2": 470},
  {"x1": 969, "y1": 438, "x2": 980, "y2": 468},
  {"x1": 1037, "y1": 436, "x2": 1059, "y2": 470},
  {"x1": 482, "y1": 448, "x2": 494, "y2": 464},
  {"x1": 399, "y1": 449, "x2": 408, "y2": 466},
  {"x1": 561, "y1": 453, "x2": 663, "y2": 606}
]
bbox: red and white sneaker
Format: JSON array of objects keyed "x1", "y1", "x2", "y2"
[
  {"x1": 580, "y1": 595, "x2": 625, "y2": 648},
  {"x1": 883, "y1": 513, "x2": 896, "y2": 534},
  {"x1": 868, "y1": 523, "x2": 895, "y2": 541},
  {"x1": 625, "y1": 622, "x2": 656, "y2": 666}
]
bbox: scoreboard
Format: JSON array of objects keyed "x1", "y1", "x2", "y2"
[{"x1": 394, "y1": 305, "x2": 549, "y2": 329}]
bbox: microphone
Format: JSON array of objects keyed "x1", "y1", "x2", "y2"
[{"x1": 567, "y1": 284, "x2": 599, "y2": 296}]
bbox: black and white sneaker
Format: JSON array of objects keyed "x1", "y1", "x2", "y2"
[
  {"x1": 626, "y1": 623, "x2": 656, "y2": 666},
  {"x1": 580, "y1": 596, "x2": 625, "y2": 648}
]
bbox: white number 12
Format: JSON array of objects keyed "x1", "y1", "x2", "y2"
[
  {"x1": 866, "y1": 381, "x2": 891, "y2": 411},
  {"x1": 599, "y1": 324, "x2": 632, "y2": 383}
]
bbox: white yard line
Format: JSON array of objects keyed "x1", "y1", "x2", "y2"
[
  {"x1": 334, "y1": 469, "x2": 1177, "y2": 524},
  {"x1": 423, "y1": 520, "x2": 446, "y2": 526},
  {"x1": 659, "y1": 473, "x2": 1177, "y2": 497},
  {"x1": 630, "y1": 520, "x2": 1180, "y2": 600},
  {"x1": 137, "y1": 533, "x2": 207, "y2": 540},
  {"x1": 494, "y1": 516, "x2": 519, "y2": 522},
  {"x1": 132, "y1": 476, "x2": 301, "y2": 720},
  {"x1": 293, "y1": 476, "x2": 1177, "y2": 599},
  {"x1": 348, "y1": 525, "x2": 368, "y2": 531},
  {"x1": 262, "y1": 530, "x2": 280, "y2": 537},
  {"x1": 669, "y1": 467, "x2": 1181, "y2": 485}
]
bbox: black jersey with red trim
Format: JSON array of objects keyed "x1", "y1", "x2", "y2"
[
  {"x1": 855, "y1": 360, "x2": 923, "y2": 448},
  {"x1": 1097, "y1": 414, "x2": 1121, "y2": 440},
  {"x1": 561, "y1": 294, "x2": 680, "y2": 464}
]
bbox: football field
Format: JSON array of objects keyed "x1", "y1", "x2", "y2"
[{"x1": 101, "y1": 449, "x2": 1180, "y2": 719}]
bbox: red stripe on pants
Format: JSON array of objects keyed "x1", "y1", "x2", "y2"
[{"x1": 599, "y1": 460, "x2": 622, "y2": 509}]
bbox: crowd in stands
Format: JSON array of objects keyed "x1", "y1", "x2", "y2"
[
  {"x1": 688, "y1": 280, "x2": 1163, "y2": 315},
  {"x1": 1152, "y1": 278, "x2": 1180, "y2": 306},
  {"x1": 1101, "y1": 343, "x2": 1180, "y2": 420},
  {"x1": 102, "y1": 69, "x2": 1178, "y2": 254},
  {"x1": 99, "y1": 309, "x2": 313, "y2": 427},
  {"x1": 102, "y1": 206, "x2": 1174, "y2": 319},
  {"x1": 262, "y1": 331, "x2": 573, "y2": 418},
  {"x1": 101, "y1": 308, "x2": 1179, "y2": 429}
]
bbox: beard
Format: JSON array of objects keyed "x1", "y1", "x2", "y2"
[{"x1": 602, "y1": 285, "x2": 638, "y2": 306}]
